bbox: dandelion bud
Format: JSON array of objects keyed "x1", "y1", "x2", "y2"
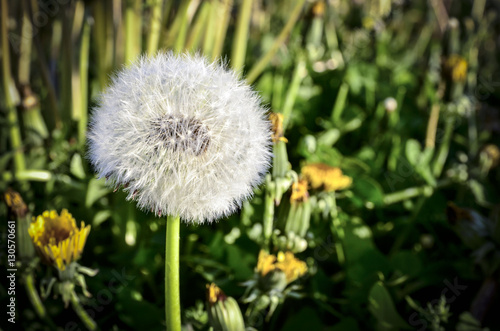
[
  {"x1": 88, "y1": 53, "x2": 272, "y2": 223},
  {"x1": 446, "y1": 202, "x2": 490, "y2": 249},
  {"x1": 206, "y1": 283, "x2": 246, "y2": 331},
  {"x1": 383, "y1": 97, "x2": 398, "y2": 113}
]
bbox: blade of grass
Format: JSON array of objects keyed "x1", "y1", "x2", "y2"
[
  {"x1": 246, "y1": 0, "x2": 307, "y2": 84},
  {"x1": 146, "y1": 0, "x2": 163, "y2": 55},
  {"x1": 1, "y1": 0, "x2": 26, "y2": 174},
  {"x1": 231, "y1": 0, "x2": 253, "y2": 73}
]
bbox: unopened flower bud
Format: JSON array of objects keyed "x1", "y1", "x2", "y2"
[{"x1": 206, "y1": 283, "x2": 245, "y2": 331}]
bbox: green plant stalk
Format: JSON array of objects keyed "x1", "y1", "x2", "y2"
[
  {"x1": 71, "y1": 292, "x2": 97, "y2": 331},
  {"x1": 282, "y1": 58, "x2": 306, "y2": 129},
  {"x1": 389, "y1": 196, "x2": 426, "y2": 255},
  {"x1": 425, "y1": 103, "x2": 440, "y2": 149},
  {"x1": 211, "y1": 0, "x2": 232, "y2": 60},
  {"x1": 1, "y1": 0, "x2": 26, "y2": 174},
  {"x1": 202, "y1": 1, "x2": 217, "y2": 56},
  {"x1": 125, "y1": 0, "x2": 143, "y2": 64},
  {"x1": 174, "y1": 0, "x2": 193, "y2": 53},
  {"x1": 185, "y1": 1, "x2": 210, "y2": 51},
  {"x1": 263, "y1": 185, "x2": 275, "y2": 250},
  {"x1": 432, "y1": 118, "x2": 454, "y2": 177},
  {"x1": 32, "y1": 4, "x2": 60, "y2": 129},
  {"x1": 71, "y1": 0, "x2": 85, "y2": 122},
  {"x1": 78, "y1": 20, "x2": 91, "y2": 146},
  {"x1": 61, "y1": 2, "x2": 76, "y2": 123},
  {"x1": 92, "y1": 1, "x2": 111, "y2": 89},
  {"x1": 165, "y1": 215, "x2": 181, "y2": 331},
  {"x1": 246, "y1": 0, "x2": 306, "y2": 84},
  {"x1": 19, "y1": 0, "x2": 48, "y2": 140},
  {"x1": 146, "y1": 0, "x2": 163, "y2": 55},
  {"x1": 2, "y1": 170, "x2": 52, "y2": 182},
  {"x1": 383, "y1": 179, "x2": 452, "y2": 205},
  {"x1": 331, "y1": 82, "x2": 349, "y2": 123},
  {"x1": 24, "y1": 273, "x2": 46, "y2": 318},
  {"x1": 164, "y1": 0, "x2": 191, "y2": 49},
  {"x1": 231, "y1": 0, "x2": 253, "y2": 73},
  {"x1": 18, "y1": 0, "x2": 32, "y2": 85}
]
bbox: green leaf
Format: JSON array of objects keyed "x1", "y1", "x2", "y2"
[{"x1": 368, "y1": 282, "x2": 411, "y2": 330}]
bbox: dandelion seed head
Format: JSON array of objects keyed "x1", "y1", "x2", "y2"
[{"x1": 88, "y1": 53, "x2": 272, "y2": 223}]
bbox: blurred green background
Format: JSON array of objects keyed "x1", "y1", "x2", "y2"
[{"x1": 1, "y1": 0, "x2": 500, "y2": 330}]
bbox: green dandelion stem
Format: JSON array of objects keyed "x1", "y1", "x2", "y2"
[
  {"x1": 25, "y1": 273, "x2": 46, "y2": 318},
  {"x1": 165, "y1": 215, "x2": 181, "y2": 331},
  {"x1": 71, "y1": 292, "x2": 97, "y2": 331}
]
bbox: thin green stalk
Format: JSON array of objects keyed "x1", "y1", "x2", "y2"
[
  {"x1": 425, "y1": 103, "x2": 440, "y2": 149},
  {"x1": 19, "y1": 0, "x2": 48, "y2": 141},
  {"x1": 383, "y1": 179, "x2": 452, "y2": 205},
  {"x1": 246, "y1": 0, "x2": 306, "y2": 84},
  {"x1": 174, "y1": 0, "x2": 195, "y2": 53},
  {"x1": 78, "y1": 20, "x2": 91, "y2": 146},
  {"x1": 282, "y1": 58, "x2": 306, "y2": 130},
  {"x1": 30, "y1": 0, "x2": 60, "y2": 129},
  {"x1": 164, "y1": 0, "x2": 191, "y2": 50},
  {"x1": 1, "y1": 0, "x2": 26, "y2": 174},
  {"x1": 389, "y1": 196, "x2": 426, "y2": 256},
  {"x1": 71, "y1": 292, "x2": 97, "y2": 331},
  {"x1": 432, "y1": 118, "x2": 454, "y2": 177},
  {"x1": 92, "y1": 1, "x2": 112, "y2": 89},
  {"x1": 165, "y1": 215, "x2": 181, "y2": 331},
  {"x1": 71, "y1": 1, "x2": 85, "y2": 122},
  {"x1": 125, "y1": 0, "x2": 143, "y2": 64},
  {"x1": 202, "y1": 0, "x2": 217, "y2": 56},
  {"x1": 18, "y1": 0, "x2": 32, "y2": 85},
  {"x1": 146, "y1": 0, "x2": 163, "y2": 55},
  {"x1": 2, "y1": 170, "x2": 52, "y2": 182},
  {"x1": 61, "y1": 2, "x2": 76, "y2": 123},
  {"x1": 211, "y1": 0, "x2": 232, "y2": 60},
  {"x1": 263, "y1": 183, "x2": 275, "y2": 250},
  {"x1": 185, "y1": 1, "x2": 210, "y2": 51},
  {"x1": 25, "y1": 273, "x2": 46, "y2": 318},
  {"x1": 331, "y1": 82, "x2": 349, "y2": 123},
  {"x1": 231, "y1": 0, "x2": 253, "y2": 73}
]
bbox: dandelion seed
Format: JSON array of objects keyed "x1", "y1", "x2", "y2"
[{"x1": 88, "y1": 53, "x2": 272, "y2": 223}]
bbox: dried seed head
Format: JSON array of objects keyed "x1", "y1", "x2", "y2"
[{"x1": 88, "y1": 53, "x2": 272, "y2": 223}]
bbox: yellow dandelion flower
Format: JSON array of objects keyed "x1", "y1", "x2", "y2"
[
  {"x1": 256, "y1": 250, "x2": 277, "y2": 277},
  {"x1": 28, "y1": 209, "x2": 91, "y2": 271},
  {"x1": 256, "y1": 250, "x2": 307, "y2": 284},
  {"x1": 269, "y1": 113, "x2": 288, "y2": 144},
  {"x1": 290, "y1": 180, "x2": 309, "y2": 203},
  {"x1": 301, "y1": 163, "x2": 352, "y2": 192},
  {"x1": 446, "y1": 55, "x2": 468, "y2": 83}
]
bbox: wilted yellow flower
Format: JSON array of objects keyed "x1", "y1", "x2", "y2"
[
  {"x1": 482, "y1": 144, "x2": 500, "y2": 168},
  {"x1": 290, "y1": 180, "x2": 309, "y2": 203},
  {"x1": 312, "y1": 0, "x2": 325, "y2": 17},
  {"x1": 270, "y1": 113, "x2": 288, "y2": 144},
  {"x1": 29, "y1": 209, "x2": 90, "y2": 271},
  {"x1": 4, "y1": 189, "x2": 28, "y2": 217},
  {"x1": 256, "y1": 250, "x2": 307, "y2": 284},
  {"x1": 207, "y1": 283, "x2": 226, "y2": 305},
  {"x1": 446, "y1": 55, "x2": 468, "y2": 82},
  {"x1": 301, "y1": 163, "x2": 352, "y2": 192}
]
